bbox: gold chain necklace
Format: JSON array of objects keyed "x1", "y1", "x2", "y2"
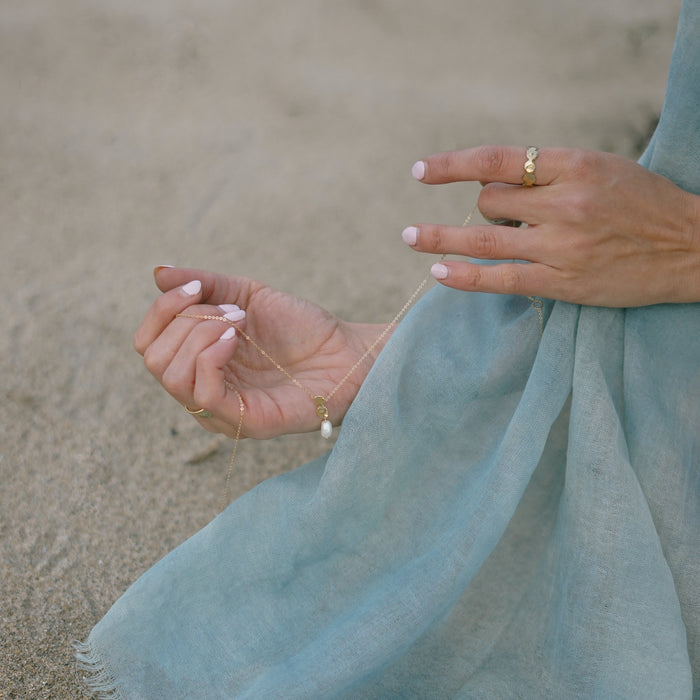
[{"x1": 178, "y1": 206, "x2": 543, "y2": 510}]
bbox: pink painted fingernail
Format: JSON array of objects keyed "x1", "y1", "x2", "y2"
[
  {"x1": 431, "y1": 263, "x2": 449, "y2": 280},
  {"x1": 218, "y1": 304, "x2": 241, "y2": 313},
  {"x1": 402, "y1": 226, "x2": 418, "y2": 246},
  {"x1": 181, "y1": 280, "x2": 202, "y2": 296},
  {"x1": 224, "y1": 309, "x2": 246, "y2": 322},
  {"x1": 411, "y1": 161, "x2": 426, "y2": 180},
  {"x1": 219, "y1": 327, "x2": 236, "y2": 341}
]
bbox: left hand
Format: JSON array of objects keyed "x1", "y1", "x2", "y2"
[
  {"x1": 403, "y1": 146, "x2": 700, "y2": 307},
  {"x1": 134, "y1": 267, "x2": 390, "y2": 439}
]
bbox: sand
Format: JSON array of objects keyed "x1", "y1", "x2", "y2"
[{"x1": 0, "y1": 0, "x2": 682, "y2": 696}]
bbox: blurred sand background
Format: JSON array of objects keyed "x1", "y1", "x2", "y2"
[{"x1": 0, "y1": 0, "x2": 682, "y2": 696}]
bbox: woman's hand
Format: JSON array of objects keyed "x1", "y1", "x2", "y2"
[
  {"x1": 403, "y1": 146, "x2": 700, "y2": 307},
  {"x1": 134, "y1": 267, "x2": 389, "y2": 439}
]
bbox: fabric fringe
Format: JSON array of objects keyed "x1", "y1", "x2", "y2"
[{"x1": 73, "y1": 639, "x2": 126, "y2": 700}]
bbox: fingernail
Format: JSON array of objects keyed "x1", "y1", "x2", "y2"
[
  {"x1": 224, "y1": 309, "x2": 246, "y2": 322},
  {"x1": 402, "y1": 226, "x2": 418, "y2": 246},
  {"x1": 219, "y1": 327, "x2": 236, "y2": 341},
  {"x1": 431, "y1": 263, "x2": 449, "y2": 280},
  {"x1": 411, "y1": 161, "x2": 426, "y2": 180},
  {"x1": 153, "y1": 265, "x2": 174, "y2": 275},
  {"x1": 181, "y1": 280, "x2": 202, "y2": 296},
  {"x1": 218, "y1": 304, "x2": 241, "y2": 313}
]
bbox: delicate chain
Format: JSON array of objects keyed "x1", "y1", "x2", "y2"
[
  {"x1": 179, "y1": 204, "x2": 480, "y2": 424},
  {"x1": 219, "y1": 390, "x2": 245, "y2": 512},
  {"x1": 528, "y1": 296, "x2": 544, "y2": 336},
  {"x1": 177, "y1": 202, "x2": 545, "y2": 511},
  {"x1": 324, "y1": 204, "x2": 480, "y2": 396},
  {"x1": 177, "y1": 317, "x2": 317, "y2": 400},
  {"x1": 327, "y1": 257, "x2": 437, "y2": 401}
]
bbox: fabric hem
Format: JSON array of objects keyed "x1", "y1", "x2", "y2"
[{"x1": 73, "y1": 639, "x2": 126, "y2": 700}]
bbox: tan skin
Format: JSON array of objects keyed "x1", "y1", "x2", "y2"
[
  {"x1": 134, "y1": 268, "x2": 388, "y2": 439},
  {"x1": 135, "y1": 146, "x2": 700, "y2": 438},
  {"x1": 415, "y1": 146, "x2": 700, "y2": 306}
]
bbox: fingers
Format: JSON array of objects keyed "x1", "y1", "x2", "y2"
[
  {"x1": 152, "y1": 266, "x2": 219, "y2": 294},
  {"x1": 134, "y1": 279, "x2": 205, "y2": 356},
  {"x1": 144, "y1": 309, "x2": 244, "y2": 435},
  {"x1": 477, "y1": 182, "x2": 550, "y2": 227},
  {"x1": 152, "y1": 265, "x2": 261, "y2": 307},
  {"x1": 405, "y1": 145, "x2": 599, "y2": 301},
  {"x1": 185, "y1": 324, "x2": 245, "y2": 437},
  {"x1": 401, "y1": 221, "x2": 560, "y2": 297},
  {"x1": 135, "y1": 267, "x2": 253, "y2": 356},
  {"x1": 402, "y1": 222, "x2": 550, "y2": 263},
  {"x1": 142, "y1": 303, "x2": 239, "y2": 388},
  {"x1": 134, "y1": 267, "x2": 255, "y2": 435},
  {"x1": 178, "y1": 324, "x2": 243, "y2": 437},
  {"x1": 135, "y1": 276, "x2": 246, "y2": 416},
  {"x1": 429, "y1": 258, "x2": 556, "y2": 298},
  {"x1": 412, "y1": 145, "x2": 567, "y2": 186},
  {"x1": 157, "y1": 318, "x2": 235, "y2": 398},
  {"x1": 190, "y1": 330, "x2": 246, "y2": 431}
]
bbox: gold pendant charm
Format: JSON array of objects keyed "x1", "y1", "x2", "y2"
[{"x1": 314, "y1": 396, "x2": 332, "y2": 439}]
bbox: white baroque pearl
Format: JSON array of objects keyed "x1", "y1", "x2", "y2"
[{"x1": 320, "y1": 420, "x2": 333, "y2": 439}]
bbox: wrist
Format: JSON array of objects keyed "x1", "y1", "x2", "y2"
[{"x1": 681, "y1": 191, "x2": 700, "y2": 303}]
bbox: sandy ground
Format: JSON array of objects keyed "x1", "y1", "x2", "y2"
[{"x1": 0, "y1": 0, "x2": 682, "y2": 696}]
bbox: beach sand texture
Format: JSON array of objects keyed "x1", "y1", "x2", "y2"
[{"x1": 0, "y1": 0, "x2": 681, "y2": 696}]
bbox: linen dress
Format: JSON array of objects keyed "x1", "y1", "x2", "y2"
[{"x1": 77, "y1": 2, "x2": 700, "y2": 697}]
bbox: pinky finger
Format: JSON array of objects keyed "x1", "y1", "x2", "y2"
[{"x1": 430, "y1": 260, "x2": 552, "y2": 298}]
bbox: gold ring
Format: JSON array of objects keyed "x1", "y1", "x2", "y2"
[
  {"x1": 185, "y1": 405, "x2": 213, "y2": 418},
  {"x1": 522, "y1": 146, "x2": 539, "y2": 186}
]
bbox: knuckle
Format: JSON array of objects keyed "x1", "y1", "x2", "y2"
[
  {"x1": 142, "y1": 347, "x2": 162, "y2": 375},
  {"x1": 558, "y1": 189, "x2": 595, "y2": 224},
  {"x1": 567, "y1": 148, "x2": 599, "y2": 180},
  {"x1": 191, "y1": 386, "x2": 209, "y2": 409},
  {"x1": 554, "y1": 270, "x2": 585, "y2": 304},
  {"x1": 151, "y1": 292, "x2": 173, "y2": 319},
  {"x1": 161, "y1": 365, "x2": 188, "y2": 394},
  {"x1": 472, "y1": 229, "x2": 499, "y2": 258},
  {"x1": 474, "y1": 145, "x2": 507, "y2": 178},
  {"x1": 433, "y1": 152, "x2": 457, "y2": 181},
  {"x1": 500, "y1": 266, "x2": 524, "y2": 294},
  {"x1": 462, "y1": 265, "x2": 483, "y2": 289},
  {"x1": 476, "y1": 184, "x2": 501, "y2": 220},
  {"x1": 133, "y1": 330, "x2": 146, "y2": 355},
  {"x1": 426, "y1": 226, "x2": 444, "y2": 252},
  {"x1": 476, "y1": 182, "x2": 497, "y2": 209}
]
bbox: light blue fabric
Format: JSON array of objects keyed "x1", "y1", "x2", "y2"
[{"x1": 78, "y1": 2, "x2": 700, "y2": 697}]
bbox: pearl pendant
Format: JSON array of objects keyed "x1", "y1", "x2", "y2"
[{"x1": 314, "y1": 396, "x2": 332, "y2": 439}]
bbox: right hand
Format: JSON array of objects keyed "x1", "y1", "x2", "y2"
[
  {"x1": 406, "y1": 146, "x2": 700, "y2": 307},
  {"x1": 133, "y1": 267, "x2": 390, "y2": 439}
]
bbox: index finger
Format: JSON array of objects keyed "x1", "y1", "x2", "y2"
[
  {"x1": 153, "y1": 266, "x2": 262, "y2": 308},
  {"x1": 412, "y1": 145, "x2": 561, "y2": 186}
]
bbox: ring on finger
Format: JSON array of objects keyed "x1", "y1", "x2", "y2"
[
  {"x1": 185, "y1": 405, "x2": 213, "y2": 418},
  {"x1": 522, "y1": 146, "x2": 539, "y2": 186}
]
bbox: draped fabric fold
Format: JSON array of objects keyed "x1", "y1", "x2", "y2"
[{"x1": 78, "y1": 2, "x2": 700, "y2": 697}]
